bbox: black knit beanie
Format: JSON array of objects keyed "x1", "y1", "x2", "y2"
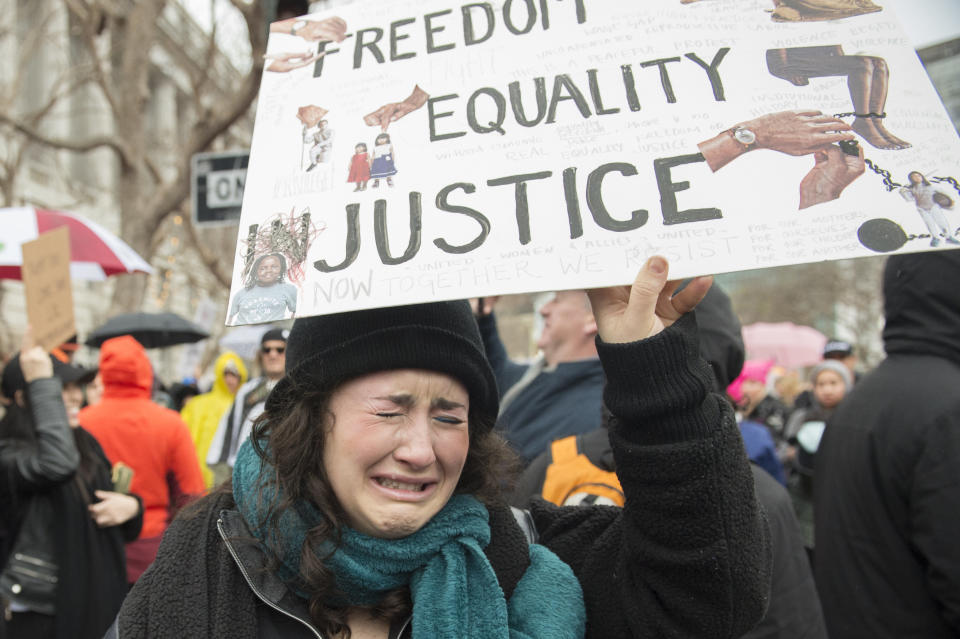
[
  {"x1": 265, "y1": 301, "x2": 499, "y2": 431},
  {"x1": 260, "y1": 327, "x2": 289, "y2": 345}
]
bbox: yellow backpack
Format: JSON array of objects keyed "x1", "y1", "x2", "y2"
[{"x1": 541, "y1": 436, "x2": 624, "y2": 507}]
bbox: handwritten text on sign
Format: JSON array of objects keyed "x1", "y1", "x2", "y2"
[{"x1": 21, "y1": 227, "x2": 76, "y2": 350}]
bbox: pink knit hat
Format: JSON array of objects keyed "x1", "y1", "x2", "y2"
[{"x1": 726, "y1": 359, "x2": 775, "y2": 404}]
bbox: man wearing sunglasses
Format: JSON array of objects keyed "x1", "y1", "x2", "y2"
[{"x1": 207, "y1": 328, "x2": 288, "y2": 485}]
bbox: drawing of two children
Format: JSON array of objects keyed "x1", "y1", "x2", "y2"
[{"x1": 348, "y1": 133, "x2": 396, "y2": 191}]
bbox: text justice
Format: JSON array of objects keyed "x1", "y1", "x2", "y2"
[{"x1": 313, "y1": 154, "x2": 719, "y2": 273}]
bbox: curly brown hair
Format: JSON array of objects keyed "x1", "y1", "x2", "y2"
[{"x1": 246, "y1": 383, "x2": 519, "y2": 637}]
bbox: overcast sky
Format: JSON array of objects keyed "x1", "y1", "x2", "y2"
[{"x1": 883, "y1": 0, "x2": 960, "y2": 48}]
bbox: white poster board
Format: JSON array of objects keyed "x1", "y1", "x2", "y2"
[{"x1": 228, "y1": 0, "x2": 960, "y2": 324}]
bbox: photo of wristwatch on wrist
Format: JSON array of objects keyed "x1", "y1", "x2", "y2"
[{"x1": 731, "y1": 125, "x2": 757, "y2": 148}]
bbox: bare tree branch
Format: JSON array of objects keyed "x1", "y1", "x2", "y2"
[
  {"x1": 0, "y1": 123, "x2": 35, "y2": 205},
  {"x1": 155, "y1": 1, "x2": 217, "y2": 97},
  {"x1": 1, "y1": 5, "x2": 63, "y2": 116},
  {"x1": 22, "y1": 72, "x2": 98, "y2": 126},
  {"x1": 182, "y1": 214, "x2": 233, "y2": 290},
  {"x1": 200, "y1": 1, "x2": 220, "y2": 93},
  {"x1": 142, "y1": 1, "x2": 266, "y2": 231},
  {"x1": 0, "y1": 112, "x2": 131, "y2": 159},
  {"x1": 62, "y1": 0, "x2": 121, "y2": 118},
  {"x1": 145, "y1": 155, "x2": 163, "y2": 184}
]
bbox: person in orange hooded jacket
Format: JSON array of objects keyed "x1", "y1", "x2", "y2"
[{"x1": 79, "y1": 335, "x2": 204, "y2": 585}]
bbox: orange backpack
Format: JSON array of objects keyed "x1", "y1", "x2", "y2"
[{"x1": 541, "y1": 435, "x2": 624, "y2": 507}]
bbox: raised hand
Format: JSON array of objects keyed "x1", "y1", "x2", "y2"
[
  {"x1": 586, "y1": 256, "x2": 713, "y2": 344},
  {"x1": 20, "y1": 325, "x2": 53, "y2": 383}
]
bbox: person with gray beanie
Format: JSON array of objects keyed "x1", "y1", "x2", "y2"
[
  {"x1": 108, "y1": 257, "x2": 770, "y2": 639},
  {"x1": 782, "y1": 358, "x2": 853, "y2": 551},
  {"x1": 784, "y1": 359, "x2": 853, "y2": 469}
]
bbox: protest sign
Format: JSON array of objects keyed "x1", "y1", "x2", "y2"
[
  {"x1": 21, "y1": 227, "x2": 76, "y2": 351},
  {"x1": 227, "y1": 0, "x2": 960, "y2": 324}
]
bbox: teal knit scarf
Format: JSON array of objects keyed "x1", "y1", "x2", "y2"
[{"x1": 233, "y1": 441, "x2": 585, "y2": 639}]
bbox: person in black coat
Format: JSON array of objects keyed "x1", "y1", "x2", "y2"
[
  {"x1": 0, "y1": 330, "x2": 142, "y2": 639},
  {"x1": 815, "y1": 250, "x2": 960, "y2": 638}
]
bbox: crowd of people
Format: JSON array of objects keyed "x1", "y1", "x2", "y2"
[{"x1": 0, "y1": 251, "x2": 957, "y2": 639}]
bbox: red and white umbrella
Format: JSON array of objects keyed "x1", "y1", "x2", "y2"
[{"x1": 0, "y1": 207, "x2": 153, "y2": 280}]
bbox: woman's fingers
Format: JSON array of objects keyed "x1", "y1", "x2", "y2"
[
  {"x1": 19, "y1": 325, "x2": 53, "y2": 382},
  {"x1": 809, "y1": 121, "x2": 853, "y2": 132},
  {"x1": 89, "y1": 492, "x2": 131, "y2": 526},
  {"x1": 588, "y1": 259, "x2": 714, "y2": 344},
  {"x1": 588, "y1": 256, "x2": 669, "y2": 343},
  {"x1": 585, "y1": 282, "x2": 629, "y2": 329},
  {"x1": 20, "y1": 325, "x2": 36, "y2": 353},
  {"x1": 672, "y1": 276, "x2": 714, "y2": 315},
  {"x1": 629, "y1": 255, "x2": 670, "y2": 326},
  {"x1": 654, "y1": 279, "x2": 684, "y2": 321}
]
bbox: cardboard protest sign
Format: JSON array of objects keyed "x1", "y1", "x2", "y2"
[
  {"x1": 21, "y1": 227, "x2": 76, "y2": 351},
  {"x1": 227, "y1": 0, "x2": 960, "y2": 324}
]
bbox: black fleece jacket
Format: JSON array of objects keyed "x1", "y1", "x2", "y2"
[
  {"x1": 115, "y1": 314, "x2": 770, "y2": 638},
  {"x1": 815, "y1": 251, "x2": 960, "y2": 638},
  {"x1": 512, "y1": 284, "x2": 824, "y2": 639}
]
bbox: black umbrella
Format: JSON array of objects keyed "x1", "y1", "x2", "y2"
[{"x1": 86, "y1": 312, "x2": 210, "y2": 349}]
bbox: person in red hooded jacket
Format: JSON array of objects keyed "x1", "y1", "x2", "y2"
[{"x1": 79, "y1": 336, "x2": 204, "y2": 585}]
